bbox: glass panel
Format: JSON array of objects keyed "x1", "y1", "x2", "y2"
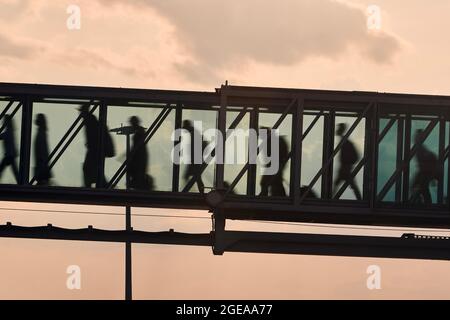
[
  {"x1": 444, "y1": 158, "x2": 448, "y2": 205},
  {"x1": 409, "y1": 118, "x2": 439, "y2": 205},
  {"x1": 224, "y1": 110, "x2": 250, "y2": 195},
  {"x1": 377, "y1": 118, "x2": 399, "y2": 202},
  {"x1": 0, "y1": 100, "x2": 21, "y2": 185},
  {"x1": 333, "y1": 115, "x2": 365, "y2": 200},
  {"x1": 445, "y1": 122, "x2": 450, "y2": 204},
  {"x1": 105, "y1": 104, "x2": 175, "y2": 191},
  {"x1": 256, "y1": 112, "x2": 292, "y2": 197},
  {"x1": 180, "y1": 109, "x2": 217, "y2": 193},
  {"x1": 301, "y1": 113, "x2": 323, "y2": 198},
  {"x1": 30, "y1": 102, "x2": 96, "y2": 187}
]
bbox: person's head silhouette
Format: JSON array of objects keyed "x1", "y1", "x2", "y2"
[
  {"x1": 129, "y1": 116, "x2": 141, "y2": 128},
  {"x1": 336, "y1": 123, "x2": 347, "y2": 137},
  {"x1": 35, "y1": 113, "x2": 47, "y2": 129},
  {"x1": 182, "y1": 120, "x2": 193, "y2": 130}
]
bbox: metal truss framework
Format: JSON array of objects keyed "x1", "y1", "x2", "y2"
[
  {"x1": 1, "y1": 82, "x2": 450, "y2": 299},
  {"x1": 0, "y1": 83, "x2": 448, "y2": 229}
]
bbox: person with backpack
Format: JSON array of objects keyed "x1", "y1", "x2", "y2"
[
  {"x1": 334, "y1": 123, "x2": 362, "y2": 200},
  {"x1": 79, "y1": 105, "x2": 115, "y2": 187},
  {"x1": 410, "y1": 129, "x2": 440, "y2": 205},
  {"x1": 259, "y1": 130, "x2": 289, "y2": 197}
]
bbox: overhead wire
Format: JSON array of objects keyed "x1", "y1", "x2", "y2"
[{"x1": 0, "y1": 206, "x2": 449, "y2": 234}]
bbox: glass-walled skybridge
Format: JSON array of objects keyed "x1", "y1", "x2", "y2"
[{"x1": 0, "y1": 82, "x2": 449, "y2": 231}]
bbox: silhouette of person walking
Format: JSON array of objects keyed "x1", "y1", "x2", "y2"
[
  {"x1": 259, "y1": 128, "x2": 289, "y2": 197},
  {"x1": 34, "y1": 114, "x2": 52, "y2": 185},
  {"x1": 0, "y1": 114, "x2": 19, "y2": 183},
  {"x1": 79, "y1": 105, "x2": 106, "y2": 187},
  {"x1": 334, "y1": 123, "x2": 362, "y2": 200},
  {"x1": 128, "y1": 116, "x2": 149, "y2": 190},
  {"x1": 410, "y1": 129, "x2": 439, "y2": 205},
  {"x1": 182, "y1": 120, "x2": 205, "y2": 194}
]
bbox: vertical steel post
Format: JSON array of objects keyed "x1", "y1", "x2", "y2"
[
  {"x1": 395, "y1": 116, "x2": 404, "y2": 203},
  {"x1": 402, "y1": 114, "x2": 412, "y2": 203},
  {"x1": 125, "y1": 206, "x2": 132, "y2": 301},
  {"x1": 368, "y1": 102, "x2": 379, "y2": 208},
  {"x1": 97, "y1": 102, "x2": 107, "y2": 188},
  {"x1": 247, "y1": 108, "x2": 258, "y2": 196},
  {"x1": 172, "y1": 104, "x2": 182, "y2": 192},
  {"x1": 216, "y1": 85, "x2": 227, "y2": 190},
  {"x1": 322, "y1": 110, "x2": 335, "y2": 199},
  {"x1": 438, "y1": 116, "x2": 445, "y2": 204},
  {"x1": 125, "y1": 133, "x2": 132, "y2": 300},
  {"x1": 19, "y1": 96, "x2": 32, "y2": 185},
  {"x1": 293, "y1": 97, "x2": 304, "y2": 205}
]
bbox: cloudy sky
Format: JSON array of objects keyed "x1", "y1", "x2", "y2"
[
  {"x1": 1, "y1": 0, "x2": 449, "y2": 95},
  {"x1": 1, "y1": 0, "x2": 450, "y2": 299}
]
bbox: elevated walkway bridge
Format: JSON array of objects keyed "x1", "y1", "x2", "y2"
[{"x1": 0, "y1": 82, "x2": 449, "y2": 260}]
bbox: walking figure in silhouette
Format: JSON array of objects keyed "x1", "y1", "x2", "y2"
[
  {"x1": 79, "y1": 105, "x2": 106, "y2": 187},
  {"x1": 259, "y1": 128, "x2": 289, "y2": 197},
  {"x1": 182, "y1": 120, "x2": 205, "y2": 194},
  {"x1": 334, "y1": 123, "x2": 362, "y2": 200},
  {"x1": 0, "y1": 114, "x2": 19, "y2": 183},
  {"x1": 410, "y1": 129, "x2": 439, "y2": 205},
  {"x1": 128, "y1": 116, "x2": 151, "y2": 190},
  {"x1": 34, "y1": 114, "x2": 52, "y2": 185}
]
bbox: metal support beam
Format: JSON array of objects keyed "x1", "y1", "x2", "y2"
[
  {"x1": 172, "y1": 104, "x2": 182, "y2": 192},
  {"x1": 0, "y1": 100, "x2": 14, "y2": 122},
  {"x1": 125, "y1": 205, "x2": 132, "y2": 301},
  {"x1": 0, "y1": 102, "x2": 22, "y2": 135},
  {"x1": 292, "y1": 97, "x2": 304, "y2": 205},
  {"x1": 2, "y1": 223, "x2": 450, "y2": 261},
  {"x1": 19, "y1": 98, "x2": 32, "y2": 185},
  {"x1": 247, "y1": 109, "x2": 258, "y2": 196},
  {"x1": 438, "y1": 117, "x2": 446, "y2": 204},
  {"x1": 97, "y1": 102, "x2": 107, "y2": 188},
  {"x1": 215, "y1": 87, "x2": 227, "y2": 190},
  {"x1": 395, "y1": 116, "x2": 404, "y2": 202}
]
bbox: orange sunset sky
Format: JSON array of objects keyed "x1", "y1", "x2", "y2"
[{"x1": 1, "y1": 0, "x2": 450, "y2": 299}]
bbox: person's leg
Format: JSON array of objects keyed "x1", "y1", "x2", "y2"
[
  {"x1": 196, "y1": 177, "x2": 205, "y2": 194},
  {"x1": 0, "y1": 157, "x2": 8, "y2": 179},
  {"x1": 421, "y1": 179, "x2": 432, "y2": 205},
  {"x1": 349, "y1": 179, "x2": 362, "y2": 201},
  {"x1": 259, "y1": 175, "x2": 270, "y2": 196},
  {"x1": 271, "y1": 178, "x2": 286, "y2": 197},
  {"x1": 83, "y1": 152, "x2": 96, "y2": 187},
  {"x1": 409, "y1": 173, "x2": 421, "y2": 204},
  {"x1": 333, "y1": 166, "x2": 346, "y2": 198},
  {"x1": 11, "y1": 159, "x2": 19, "y2": 183},
  {"x1": 82, "y1": 162, "x2": 89, "y2": 187}
]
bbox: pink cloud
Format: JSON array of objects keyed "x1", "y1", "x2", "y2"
[{"x1": 97, "y1": 0, "x2": 403, "y2": 83}]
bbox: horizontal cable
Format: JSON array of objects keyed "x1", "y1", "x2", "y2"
[{"x1": 0, "y1": 207, "x2": 449, "y2": 234}]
